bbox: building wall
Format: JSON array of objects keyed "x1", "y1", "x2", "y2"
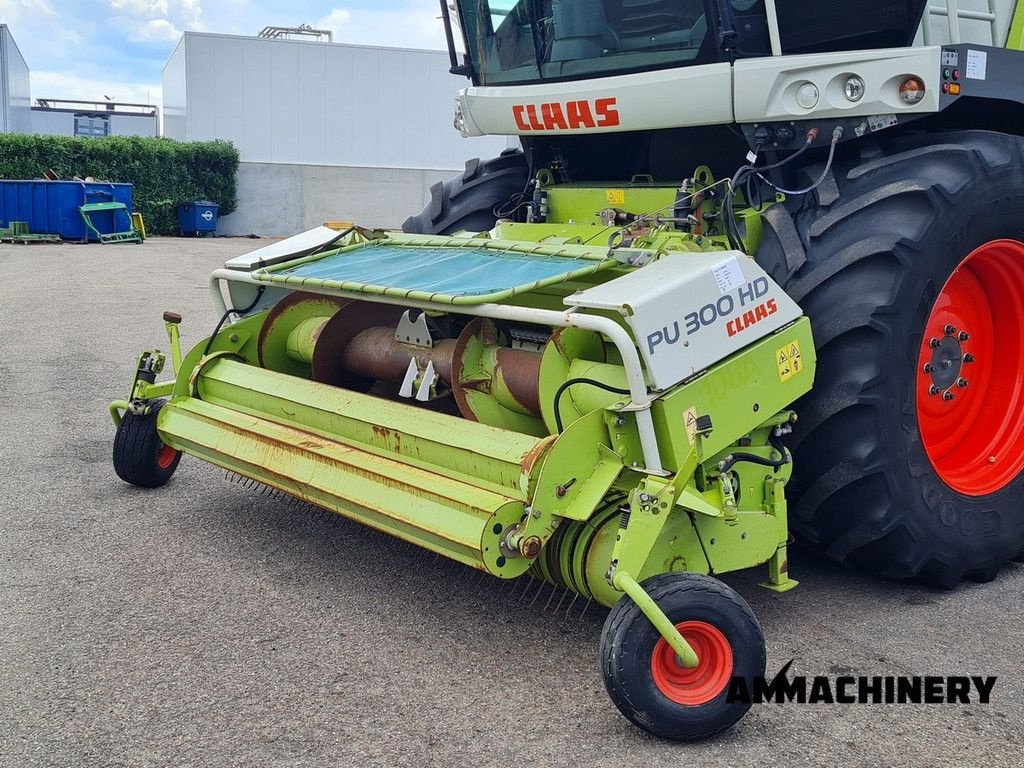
[
  {"x1": 0, "y1": 25, "x2": 31, "y2": 134},
  {"x1": 30, "y1": 109, "x2": 158, "y2": 137},
  {"x1": 217, "y1": 161, "x2": 459, "y2": 236},
  {"x1": 162, "y1": 32, "x2": 511, "y2": 169}
]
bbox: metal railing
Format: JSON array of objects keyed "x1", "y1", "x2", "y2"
[{"x1": 922, "y1": 0, "x2": 1003, "y2": 45}]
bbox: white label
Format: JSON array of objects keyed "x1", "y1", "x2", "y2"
[
  {"x1": 941, "y1": 50, "x2": 959, "y2": 67},
  {"x1": 711, "y1": 257, "x2": 744, "y2": 294},
  {"x1": 746, "y1": 150, "x2": 758, "y2": 164},
  {"x1": 966, "y1": 50, "x2": 987, "y2": 80}
]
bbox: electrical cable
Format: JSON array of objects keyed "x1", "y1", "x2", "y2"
[
  {"x1": 203, "y1": 283, "x2": 267, "y2": 357},
  {"x1": 755, "y1": 127, "x2": 843, "y2": 196},
  {"x1": 553, "y1": 378, "x2": 632, "y2": 433}
]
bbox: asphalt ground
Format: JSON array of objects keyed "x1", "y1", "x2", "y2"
[{"x1": 1, "y1": 237, "x2": 1022, "y2": 767}]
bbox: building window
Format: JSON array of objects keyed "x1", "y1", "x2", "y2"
[{"x1": 74, "y1": 114, "x2": 110, "y2": 137}]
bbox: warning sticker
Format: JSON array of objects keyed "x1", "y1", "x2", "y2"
[
  {"x1": 606, "y1": 189, "x2": 626, "y2": 205},
  {"x1": 684, "y1": 406, "x2": 699, "y2": 445},
  {"x1": 776, "y1": 340, "x2": 804, "y2": 383}
]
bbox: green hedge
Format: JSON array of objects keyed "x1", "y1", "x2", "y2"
[{"x1": 0, "y1": 134, "x2": 239, "y2": 236}]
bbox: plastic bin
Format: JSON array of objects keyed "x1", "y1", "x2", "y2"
[
  {"x1": 0, "y1": 180, "x2": 134, "y2": 241},
  {"x1": 177, "y1": 201, "x2": 219, "y2": 236}
]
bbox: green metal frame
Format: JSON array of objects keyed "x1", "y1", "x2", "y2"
[
  {"x1": 1009, "y1": 0, "x2": 1024, "y2": 49},
  {"x1": 110, "y1": 162, "x2": 814, "y2": 664},
  {"x1": 79, "y1": 202, "x2": 143, "y2": 244}
]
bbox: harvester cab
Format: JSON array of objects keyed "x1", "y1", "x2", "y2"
[{"x1": 111, "y1": 0, "x2": 1024, "y2": 743}]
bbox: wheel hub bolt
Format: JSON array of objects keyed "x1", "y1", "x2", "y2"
[
  {"x1": 929, "y1": 385, "x2": 941, "y2": 396},
  {"x1": 943, "y1": 391, "x2": 956, "y2": 401},
  {"x1": 963, "y1": 353, "x2": 975, "y2": 363},
  {"x1": 929, "y1": 337, "x2": 941, "y2": 349},
  {"x1": 989, "y1": 456, "x2": 997, "y2": 464},
  {"x1": 957, "y1": 378, "x2": 969, "y2": 388},
  {"x1": 923, "y1": 363, "x2": 934, "y2": 373},
  {"x1": 958, "y1": 331, "x2": 970, "y2": 341},
  {"x1": 944, "y1": 324, "x2": 957, "y2": 336}
]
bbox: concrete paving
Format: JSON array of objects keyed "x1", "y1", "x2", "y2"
[{"x1": 1, "y1": 237, "x2": 1021, "y2": 768}]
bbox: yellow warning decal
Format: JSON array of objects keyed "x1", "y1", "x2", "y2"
[
  {"x1": 683, "y1": 406, "x2": 699, "y2": 445},
  {"x1": 776, "y1": 340, "x2": 804, "y2": 383},
  {"x1": 605, "y1": 189, "x2": 626, "y2": 205}
]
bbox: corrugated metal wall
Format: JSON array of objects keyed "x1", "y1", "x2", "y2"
[
  {"x1": 0, "y1": 26, "x2": 31, "y2": 134},
  {"x1": 162, "y1": 32, "x2": 513, "y2": 170}
]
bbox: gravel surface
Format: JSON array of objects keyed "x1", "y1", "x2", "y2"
[{"x1": 1, "y1": 237, "x2": 1021, "y2": 767}]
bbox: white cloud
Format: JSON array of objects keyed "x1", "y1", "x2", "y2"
[
  {"x1": 317, "y1": 5, "x2": 450, "y2": 51},
  {"x1": 110, "y1": 15, "x2": 181, "y2": 42},
  {"x1": 0, "y1": 0, "x2": 56, "y2": 16},
  {"x1": 105, "y1": 0, "x2": 202, "y2": 31},
  {"x1": 32, "y1": 70, "x2": 162, "y2": 107}
]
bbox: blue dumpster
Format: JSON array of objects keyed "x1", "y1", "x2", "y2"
[
  {"x1": 177, "y1": 201, "x2": 219, "y2": 236},
  {"x1": 0, "y1": 180, "x2": 134, "y2": 241}
]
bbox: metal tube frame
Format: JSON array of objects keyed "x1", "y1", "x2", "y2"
[{"x1": 209, "y1": 269, "x2": 666, "y2": 475}]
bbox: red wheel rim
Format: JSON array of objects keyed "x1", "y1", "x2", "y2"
[
  {"x1": 156, "y1": 443, "x2": 178, "y2": 470},
  {"x1": 650, "y1": 620, "x2": 733, "y2": 706},
  {"x1": 916, "y1": 239, "x2": 1024, "y2": 496}
]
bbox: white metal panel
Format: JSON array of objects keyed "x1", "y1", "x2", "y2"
[
  {"x1": 1, "y1": 26, "x2": 31, "y2": 134},
  {"x1": 161, "y1": 36, "x2": 187, "y2": 139},
  {"x1": 457, "y1": 63, "x2": 735, "y2": 137},
  {"x1": 29, "y1": 109, "x2": 70, "y2": 135},
  {"x1": 733, "y1": 47, "x2": 941, "y2": 123},
  {"x1": 166, "y1": 33, "x2": 514, "y2": 169},
  {"x1": 269, "y1": 42, "x2": 301, "y2": 164},
  {"x1": 188, "y1": 34, "x2": 218, "y2": 142},
  {"x1": 377, "y1": 50, "x2": 407, "y2": 168},
  {"x1": 324, "y1": 44, "x2": 356, "y2": 166},
  {"x1": 350, "y1": 48, "x2": 381, "y2": 165},
  {"x1": 297, "y1": 43, "x2": 328, "y2": 165},
  {"x1": 566, "y1": 253, "x2": 803, "y2": 390},
  {"x1": 240, "y1": 38, "x2": 274, "y2": 162},
  {"x1": 214, "y1": 36, "x2": 245, "y2": 149},
  {"x1": 110, "y1": 114, "x2": 158, "y2": 137}
]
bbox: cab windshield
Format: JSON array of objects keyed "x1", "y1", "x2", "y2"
[{"x1": 458, "y1": 0, "x2": 721, "y2": 85}]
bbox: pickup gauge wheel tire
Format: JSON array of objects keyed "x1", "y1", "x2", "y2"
[
  {"x1": 600, "y1": 573, "x2": 765, "y2": 741},
  {"x1": 113, "y1": 400, "x2": 181, "y2": 488},
  {"x1": 756, "y1": 130, "x2": 1024, "y2": 586}
]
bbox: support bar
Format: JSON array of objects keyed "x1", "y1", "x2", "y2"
[{"x1": 613, "y1": 569, "x2": 699, "y2": 668}]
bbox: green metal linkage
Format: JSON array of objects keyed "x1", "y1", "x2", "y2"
[{"x1": 613, "y1": 568, "x2": 700, "y2": 668}]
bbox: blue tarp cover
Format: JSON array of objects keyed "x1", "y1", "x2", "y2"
[{"x1": 267, "y1": 243, "x2": 611, "y2": 302}]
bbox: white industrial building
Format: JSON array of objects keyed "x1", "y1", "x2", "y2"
[
  {"x1": 0, "y1": 25, "x2": 30, "y2": 134},
  {"x1": 30, "y1": 100, "x2": 159, "y2": 138},
  {"x1": 162, "y1": 31, "x2": 513, "y2": 235}
]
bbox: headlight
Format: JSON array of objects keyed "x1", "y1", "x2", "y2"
[
  {"x1": 899, "y1": 77, "x2": 926, "y2": 105},
  {"x1": 844, "y1": 75, "x2": 866, "y2": 102},
  {"x1": 796, "y1": 82, "x2": 820, "y2": 109}
]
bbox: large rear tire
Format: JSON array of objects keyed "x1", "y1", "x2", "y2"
[
  {"x1": 756, "y1": 130, "x2": 1024, "y2": 585},
  {"x1": 402, "y1": 148, "x2": 528, "y2": 235}
]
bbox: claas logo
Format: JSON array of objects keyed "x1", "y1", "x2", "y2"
[{"x1": 512, "y1": 98, "x2": 620, "y2": 131}]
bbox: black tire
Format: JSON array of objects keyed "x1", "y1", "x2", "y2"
[
  {"x1": 402, "y1": 148, "x2": 528, "y2": 235},
  {"x1": 600, "y1": 573, "x2": 765, "y2": 741},
  {"x1": 113, "y1": 400, "x2": 181, "y2": 488},
  {"x1": 756, "y1": 130, "x2": 1024, "y2": 585}
]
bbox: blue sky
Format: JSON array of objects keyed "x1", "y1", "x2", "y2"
[{"x1": 0, "y1": 0, "x2": 450, "y2": 106}]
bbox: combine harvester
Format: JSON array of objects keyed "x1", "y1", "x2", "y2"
[{"x1": 111, "y1": 0, "x2": 1024, "y2": 740}]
